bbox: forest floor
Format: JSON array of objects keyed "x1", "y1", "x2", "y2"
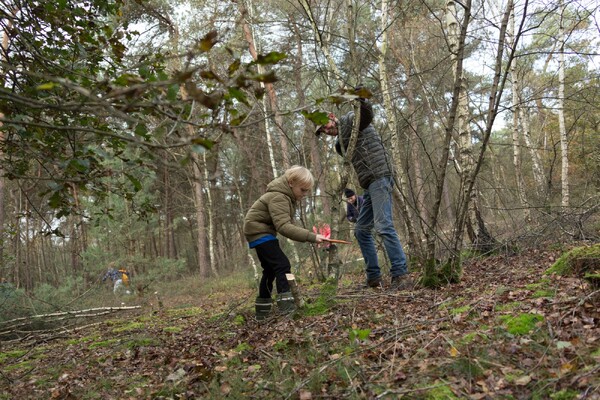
[{"x1": 0, "y1": 244, "x2": 598, "y2": 399}]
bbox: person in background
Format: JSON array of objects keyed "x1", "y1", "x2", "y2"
[
  {"x1": 243, "y1": 165, "x2": 329, "y2": 320},
  {"x1": 316, "y1": 90, "x2": 412, "y2": 290},
  {"x1": 103, "y1": 266, "x2": 131, "y2": 294},
  {"x1": 344, "y1": 188, "x2": 364, "y2": 223}
]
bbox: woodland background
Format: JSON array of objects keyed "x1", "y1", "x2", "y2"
[{"x1": 0, "y1": 0, "x2": 599, "y2": 319}]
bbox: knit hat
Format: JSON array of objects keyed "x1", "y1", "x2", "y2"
[{"x1": 344, "y1": 188, "x2": 355, "y2": 197}]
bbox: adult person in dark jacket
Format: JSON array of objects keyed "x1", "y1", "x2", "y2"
[
  {"x1": 244, "y1": 165, "x2": 329, "y2": 320},
  {"x1": 344, "y1": 188, "x2": 364, "y2": 223},
  {"x1": 316, "y1": 95, "x2": 411, "y2": 290}
]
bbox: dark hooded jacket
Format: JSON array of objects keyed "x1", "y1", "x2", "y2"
[
  {"x1": 243, "y1": 175, "x2": 318, "y2": 244},
  {"x1": 336, "y1": 100, "x2": 394, "y2": 189}
]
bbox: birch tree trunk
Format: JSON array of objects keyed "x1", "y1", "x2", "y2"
[
  {"x1": 0, "y1": 17, "x2": 9, "y2": 269},
  {"x1": 378, "y1": 0, "x2": 421, "y2": 256},
  {"x1": 447, "y1": 0, "x2": 517, "y2": 274},
  {"x1": 448, "y1": 0, "x2": 487, "y2": 251},
  {"x1": 509, "y1": 7, "x2": 529, "y2": 219},
  {"x1": 424, "y1": 0, "x2": 472, "y2": 283},
  {"x1": 202, "y1": 151, "x2": 220, "y2": 277},
  {"x1": 241, "y1": 0, "x2": 279, "y2": 178},
  {"x1": 242, "y1": 0, "x2": 303, "y2": 267},
  {"x1": 289, "y1": 17, "x2": 331, "y2": 214},
  {"x1": 519, "y1": 105, "x2": 546, "y2": 197},
  {"x1": 298, "y1": 0, "x2": 345, "y2": 84},
  {"x1": 558, "y1": 0, "x2": 569, "y2": 208}
]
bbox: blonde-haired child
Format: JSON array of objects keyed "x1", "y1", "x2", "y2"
[{"x1": 244, "y1": 165, "x2": 328, "y2": 319}]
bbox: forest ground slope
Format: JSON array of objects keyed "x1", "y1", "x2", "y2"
[{"x1": 1, "y1": 245, "x2": 598, "y2": 399}]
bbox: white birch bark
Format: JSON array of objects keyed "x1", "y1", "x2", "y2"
[
  {"x1": 298, "y1": 0, "x2": 344, "y2": 84},
  {"x1": 509, "y1": 7, "x2": 529, "y2": 216},
  {"x1": 519, "y1": 105, "x2": 546, "y2": 196},
  {"x1": 447, "y1": 0, "x2": 477, "y2": 246},
  {"x1": 243, "y1": 0, "x2": 300, "y2": 265},
  {"x1": 202, "y1": 152, "x2": 219, "y2": 277},
  {"x1": 558, "y1": 0, "x2": 569, "y2": 208},
  {"x1": 0, "y1": 14, "x2": 10, "y2": 265},
  {"x1": 378, "y1": 0, "x2": 421, "y2": 253}
]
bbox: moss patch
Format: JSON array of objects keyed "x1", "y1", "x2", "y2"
[
  {"x1": 303, "y1": 278, "x2": 337, "y2": 316},
  {"x1": 166, "y1": 307, "x2": 203, "y2": 318},
  {"x1": 499, "y1": 313, "x2": 544, "y2": 335},
  {"x1": 0, "y1": 350, "x2": 27, "y2": 364},
  {"x1": 89, "y1": 339, "x2": 119, "y2": 349},
  {"x1": 546, "y1": 244, "x2": 600, "y2": 277},
  {"x1": 111, "y1": 322, "x2": 144, "y2": 333}
]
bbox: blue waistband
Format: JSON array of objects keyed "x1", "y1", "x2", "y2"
[{"x1": 248, "y1": 235, "x2": 277, "y2": 248}]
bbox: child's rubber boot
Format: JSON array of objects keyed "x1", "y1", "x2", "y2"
[
  {"x1": 255, "y1": 297, "x2": 273, "y2": 321},
  {"x1": 276, "y1": 292, "x2": 296, "y2": 314}
]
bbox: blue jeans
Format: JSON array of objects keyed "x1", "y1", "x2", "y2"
[{"x1": 354, "y1": 177, "x2": 408, "y2": 281}]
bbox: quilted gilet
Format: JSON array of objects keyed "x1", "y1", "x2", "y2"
[{"x1": 336, "y1": 101, "x2": 394, "y2": 189}]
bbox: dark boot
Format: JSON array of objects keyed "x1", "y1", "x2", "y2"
[
  {"x1": 367, "y1": 276, "x2": 383, "y2": 289},
  {"x1": 276, "y1": 291, "x2": 296, "y2": 314},
  {"x1": 255, "y1": 297, "x2": 273, "y2": 321},
  {"x1": 391, "y1": 275, "x2": 414, "y2": 290}
]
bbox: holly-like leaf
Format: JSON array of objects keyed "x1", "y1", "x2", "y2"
[
  {"x1": 228, "y1": 59, "x2": 241, "y2": 76},
  {"x1": 199, "y1": 30, "x2": 218, "y2": 52},
  {"x1": 255, "y1": 51, "x2": 287, "y2": 65},
  {"x1": 37, "y1": 82, "x2": 57, "y2": 90},
  {"x1": 254, "y1": 87, "x2": 265, "y2": 100},
  {"x1": 301, "y1": 110, "x2": 330, "y2": 125},
  {"x1": 191, "y1": 137, "x2": 214, "y2": 150},
  {"x1": 351, "y1": 86, "x2": 372, "y2": 98},
  {"x1": 230, "y1": 113, "x2": 248, "y2": 126},
  {"x1": 134, "y1": 123, "x2": 149, "y2": 138},
  {"x1": 125, "y1": 173, "x2": 142, "y2": 192},
  {"x1": 329, "y1": 94, "x2": 356, "y2": 104},
  {"x1": 227, "y1": 87, "x2": 249, "y2": 105},
  {"x1": 200, "y1": 70, "x2": 222, "y2": 82},
  {"x1": 252, "y1": 71, "x2": 278, "y2": 83}
]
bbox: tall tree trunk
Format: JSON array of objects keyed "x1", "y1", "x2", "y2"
[
  {"x1": 290, "y1": 17, "x2": 330, "y2": 214},
  {"x1": 191, "y1": 153, "x2": 210, "y2": 277},
  {"x1": 519, "y1": 104, "x2": 546, "y2": 197},
  {"x1": 162, "y1": 164, "x2": 177, "y2": 259},
  {"x1": 378, "y1": 0, "x2": 421, "y2": 256},
  {"x1": 0, "y1": 7, "x2": 14, "y2": 275},
  {"x1": 509, "y1": 7, "x2": 529, "y2": 219},
  {"x1": 448, "y1": 0, "x2": 493, "y2": 253},
  {"x1": 450, "y1": 0, "x2": 517, "y2": 266},
  {"x1": 558, "y1": 0, "x2": 569, "y2": 208},
  {"x1": 424, "y1": 0, "x2": 473, "y2": 283},
  {"x1": 202, "y1": 151, "x2": 220, "y2": 277},
  {"x1": 299, "y1": 0, "x2": 345, "y2": 85},
  {"x1": 241, "y1": 0, "x2": 279, "y2": 177}
]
